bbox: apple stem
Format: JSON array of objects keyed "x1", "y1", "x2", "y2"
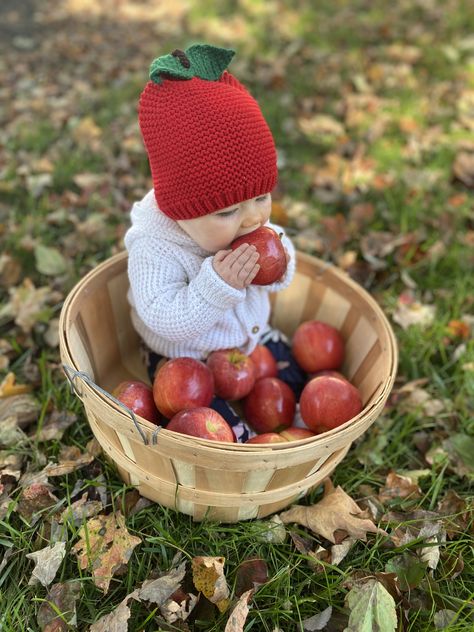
[{"x1": 278, "y1": 232, "x2": 284, "y2": 240}]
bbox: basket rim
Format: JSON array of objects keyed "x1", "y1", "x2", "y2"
[{"x1": 59, "y1": 250, "x2": 398, "y2": 453}]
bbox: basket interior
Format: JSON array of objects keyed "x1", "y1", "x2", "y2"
[{"x1": 62, "y1": 252, "x2": 394, "y2": 414}]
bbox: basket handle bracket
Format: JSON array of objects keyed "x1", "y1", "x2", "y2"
[{"x1": 62, "y1": 364, "x2": 159, "y2": 446}]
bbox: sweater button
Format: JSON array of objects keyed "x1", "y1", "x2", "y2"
[{"x1": 252, "y1": 325, "x2": 260, "y2": 334}]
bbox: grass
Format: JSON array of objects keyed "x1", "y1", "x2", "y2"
[{"x1": 1, "y1": 0, "x2": 474, "y2": 630}]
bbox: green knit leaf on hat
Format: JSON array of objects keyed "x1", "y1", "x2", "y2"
[{"x1": 149, "y1": 44, "x2": 235, "y2": 85}]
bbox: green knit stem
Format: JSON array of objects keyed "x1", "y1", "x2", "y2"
[{"x1": 149, "y1": 44, "x2": 235, "y2": 85}]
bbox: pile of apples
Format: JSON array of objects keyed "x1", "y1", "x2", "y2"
[{"x1": 113, "y1": 320, "x2": 364, "y2": 445}]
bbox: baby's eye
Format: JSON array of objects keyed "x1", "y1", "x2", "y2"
[
  {"x1": 216, "y1": 208, "x2": 238, "y2": 217},
  {"x1": 256, "y1": 195, "x2": 268, "y2": 202}
]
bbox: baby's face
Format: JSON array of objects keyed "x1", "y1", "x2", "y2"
[{"x1": 177, "y1": 193, "x2": 272, "y2": 253}]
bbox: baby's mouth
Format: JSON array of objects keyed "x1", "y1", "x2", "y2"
[{"x1": 237, "y1": 224, "x2": 261, "y2": 237}]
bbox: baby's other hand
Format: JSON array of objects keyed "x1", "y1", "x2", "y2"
[{"x1": 212, "y1": 244, "x2": 260, "y2": 290}]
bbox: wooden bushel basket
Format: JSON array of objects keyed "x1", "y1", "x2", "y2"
[{"x1": 59, "y1": 251, "x2": 397, "y2": 522}]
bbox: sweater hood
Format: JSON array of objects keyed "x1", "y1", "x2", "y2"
[{"x1": 124, "y1": 189, "x2": 212, "y2": 256}]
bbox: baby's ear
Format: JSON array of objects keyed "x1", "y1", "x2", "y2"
[{"x1": 219, "y1": 70, "x2": 251, "y2": 95}]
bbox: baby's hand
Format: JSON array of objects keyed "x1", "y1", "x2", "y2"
[{"x1": 212, "y1": 244, "x2": 260, "y2": 290}]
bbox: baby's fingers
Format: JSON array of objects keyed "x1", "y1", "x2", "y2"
[
  {"x1": 213, "y1": 249, "x2": 232, "y2": 264},
  {"x1": 244, "y1": 262, "x2": 261, "y2": 285}
]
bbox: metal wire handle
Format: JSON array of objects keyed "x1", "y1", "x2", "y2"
[{"x1": 62, "y1": 364, "x2": 162, "y2": 446}]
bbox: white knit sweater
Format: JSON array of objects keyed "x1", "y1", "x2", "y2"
[{"x1": 124, "y1": 190, "x2": 296, "y2": 359}]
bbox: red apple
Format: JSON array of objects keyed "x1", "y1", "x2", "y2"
[
  {"x1": 206, "y1": 348, "x2": 256, "y2": 400},
  {"x1": 249, "y1": 345, "x2": 278, "y2": 380},
  {"x1": 245, "y1": 433, "x2": 286, "y2": 444},
  {"x1": 299, "y1": 375, "x2": 363, "y2": 433},
  {"x1": 112, "y1": 380, "x2": 161, "y2": 424},
  {"x1": 153, "y1": 357, "x2": 214, "y2": 418},
  {"x1": 292, "y1": 320, "x2": 345, "y2": 373},
  {"x1": 230, "y1": 226, "x2": 287, "y2": 285},
  {"x1": 167, "y1": 407, "x2": 236, "y2": 442},
  {"x1": 243, "y1": 377, "x2": 296, "y2": 433},
  {"x1": 311, "y1": 369, "x2": 349, "y2": 382},
  {"x1": 245, "y1": 427, "x2": 316, "y2": 444},
  {"x1": 280, "y1": 427, "x2": 316, "y2": 441}
]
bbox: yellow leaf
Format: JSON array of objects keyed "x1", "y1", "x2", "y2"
[
  {"x1": 192, "y1": 556, "x2": 230, "y2": 613},
  {"x1": 0, "y1": 372, "x2": 33, "y2": 398}
]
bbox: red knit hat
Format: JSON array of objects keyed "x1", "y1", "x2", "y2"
[{"x1": 138, "y1": 44, "x2": 278, "y2": 220}]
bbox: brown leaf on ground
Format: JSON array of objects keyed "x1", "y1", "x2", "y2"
[
  {"x1": 224, "y1": 589, "x2": 253, "y2": 632},
  {"x1": 43, "y1": 445, "x2": 95, "y2": 477},
  {"x1": 192, "y1": 556, "x2": 230, "y2": 613},
  {"x1": 89, "y1": 598, "x2": 131, "y2": 632},
  {"x1": 34, "y1": 409, "x2": 77, "y2": 441},
  {"x1": 437, "y1": 489, "x2": 473, "y2": 538},
  {"x1": 71, "y1": 511, "x2": 141, "y2": 594},
  {"x1": 59, "y1": 492, "x2": 103, "y2": 526},
  {"x1": 378, "y1": 471, "x2": 422, "y2": 504},
  {"x1": 0, "y1": 393, "x2": 40, "y2": 428},
  {"x1": 452, "y1": 151, "x2": 474, "y2": 187},
  {"x1": 279, "y1": 479, "x2": 387, "y2": 544},
  {"x1": 235, "y1": 558, "x2": 269, "y2": 597},
  {"x1": 37, "y1": 581, "x2": 81, "y2": 632},
  {"x1": 16, "y1": 482, "x2": 59, "y2": 522}
]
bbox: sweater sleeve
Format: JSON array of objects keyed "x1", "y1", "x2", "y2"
[
  {"x1": 127, "y1": 240, "x2": 246, "y2": 343},
  {"x1": 259, "y1": 220, "x2": 296, "y2": 293}
]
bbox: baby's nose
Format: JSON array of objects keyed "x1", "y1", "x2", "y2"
[{"x1": 241, "y1": 203, "x2": 264, "y2": 228}]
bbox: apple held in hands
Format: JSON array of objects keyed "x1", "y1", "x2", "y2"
[
  {"x1": 230, "y1": 226, "x2": 287, "y2": 285},
  {"x1": 292, "y1": 320, "x2": 345, "y2": 373},
  {"x1": 207, "y1": 348, "x2": 256, "y2": 400},
  {"x1": 167, "y1": 407, "x2": 236, "y2": 442},
  {"x1": 153, "y1": 357, "x2": 214, "y2": 418},
  {"x1": 249, "y1": 344, "x2": 278, "y2": 380},
  {"x1": 300, "y1": 375, "x2": 363, "y2": 433},
  {"x1": 112, "y1": 380, "x2": 161, "y2": 424},
  {"x1": 244, "y1": 377, "x2": 296, "y2": 433}
]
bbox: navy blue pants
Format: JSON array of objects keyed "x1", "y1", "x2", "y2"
[{"x1": 142, "y1": 328, "x2": 307, "y2": 442}]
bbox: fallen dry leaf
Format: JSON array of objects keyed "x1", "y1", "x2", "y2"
[
  {"x1": 0, "y1": 372, "x2": 33, "y2": 398},
  {"x1": 90, "y1": 561, "x2": 192, "y2": 629},
  {"x1": 393, "y1": 292, "x2": 436, "y2": 330},
  {"x1": 235, "y1": 558, "x2": 269, "y2": 597},
  {"x1": 224, "y1": 589, "x2": 253, "y2": 632},
  {"x1": 378, "y1": 471, "x2": 422, "y2": 504},
  {"x1": 2, "y1": 278, "x2": 58, "y2": 334},
  {"x1": 26, "y1": 541, "x2": 66, "y2": 587},
  {"x1": 89, "y1": 598, "x2": 131, "y2": 632},
  {"x1": 160, "y1": 588, "x2": 198, "y2": 623},
  {"x1": 192, "y1": 556, "x2": 230, "y2": 613},
  {"x1": 0, "y1": 393, "x2": 40, "y2": 428},
  {"x1": 437, "y1": 489, "x2": 472, "y2": 538},
  {"x1": 16, "y1": 482, "x2": 59, "y2": 523},
  {"x1": 59, "y1": 492, "x2": 103, "y2": 526},
  {"x1": 71, "y1": 511, "x2": 141, "y2": 594},
  {"x1": 37, "y1": 581, "x2": 81, "y2": 632},
  {"x1": 137, "y1": 561, "x2": 187, "y2": 605},
  {"x1": 43, "y1": 445, "x2": 95, "y2": 477},
  {"x1": 279, "y1": 479, "x2": 387, "y2": 544},
  {"x1": 452, "y1": 151, "x2": 474, "y2": 187}
]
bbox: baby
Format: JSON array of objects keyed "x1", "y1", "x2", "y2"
[{"x1": 124, "y1": 44, "x2": 306, "y2": 439}]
